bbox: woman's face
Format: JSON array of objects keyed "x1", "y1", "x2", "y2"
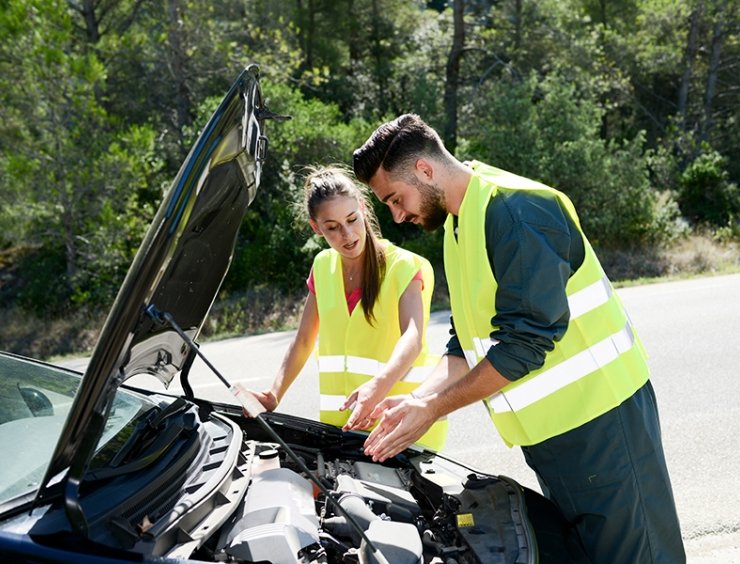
[{"x1": 309, "y1": 194, "x2": 367, "y2": 260}]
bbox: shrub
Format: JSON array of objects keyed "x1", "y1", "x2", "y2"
[{"x1": 678, "y1": 150, "x2": 739, "y2": 227}]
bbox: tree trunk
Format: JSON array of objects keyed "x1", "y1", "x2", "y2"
[
  {"x1": 599, "y1": 0, "x2": 608, "y2": 28},
  {"x1": 58, "y1": 164, "x2": 78, "y2": 286},
  {"x1": 303, "y1": 0, "x2": 315, "y2": 70},
  {"x1": 513, "y1": 0, "x2": 523, "y2": 52},
  {"x1": 80, "y1": 0, "x2": 101, "y2": 43},
  {"x1": 700, "y1": 4, "x2": 724, "y2": 143},
  {"x1": 678, "y1": 3, "x2": 703, "y2": 133},
  {"x1": 443, "y1": 0, "x2": 465, "y2": 153},
  {"x1": 347, "y1": 0, "x2": 359, "y2": 63},
  {"x1": 167, "y1": 0, "x2": 190, "y2": 156},
  {"x1": 371, "y1": 0, "x2": 387, "y2": 115}
]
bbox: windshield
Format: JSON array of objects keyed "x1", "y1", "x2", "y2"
[{"x1": 0, "y1": 353, "x2": 151, "y2": 505}]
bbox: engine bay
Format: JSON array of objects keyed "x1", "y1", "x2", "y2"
[
  {"x1": 1, "y1": 401, "x2": 535, "y2": 564},
  {"x1": 192, "y1": 428, "x2": 535, "y2": 564}
]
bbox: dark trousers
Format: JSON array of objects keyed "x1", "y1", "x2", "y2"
[{"x1": 521, "y1": 381, "x2": 686, "y2": 563}]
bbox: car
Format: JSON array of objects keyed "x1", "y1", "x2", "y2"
[{"x1": 0, "y1": 64, "x2": 588, "y2": 564}]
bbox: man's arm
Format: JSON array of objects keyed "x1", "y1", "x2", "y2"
[
  {"x1": 484, "y1": 190, "x2": 583, "y2": 379},
  {"x1": 364, "y1": 189, "x2": 583, "y2": 459},
  {"x1": 409, "y1": 349, "x2": 466, "y2": 397}
]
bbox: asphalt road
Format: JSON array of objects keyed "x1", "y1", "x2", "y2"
[{"x1": 116, "y1": 273, "x2": 740, "y2": 561}]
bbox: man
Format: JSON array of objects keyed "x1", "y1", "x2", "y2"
[{"x1": 352, "y1": 114, "x2": 685, "y2": 563}]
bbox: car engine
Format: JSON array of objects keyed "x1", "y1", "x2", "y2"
[
  {"x1": 2, "y1": 404, "x2": 534, "y2": 564},
  {"x1": 195, "y1": 436, "x2": 533, "y2": 564}
]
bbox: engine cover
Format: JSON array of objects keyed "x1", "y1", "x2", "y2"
[{"x1": 221, "y1": 467, "x2": 320, "y2": 563}]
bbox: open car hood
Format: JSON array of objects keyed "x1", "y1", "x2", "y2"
[{"x1": 35, "y1": 65, "x2": 275, "y2": 503}]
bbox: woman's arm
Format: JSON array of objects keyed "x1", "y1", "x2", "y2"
[
  {"x1": 342, "y1": 278, "x2": 424, "y2": 429},
  {"x1": 255, "y1": 292, "x2": 320, "y2": 411}
]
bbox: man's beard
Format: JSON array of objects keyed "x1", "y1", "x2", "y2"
[{"x1": 414, "y1": 178, "x2": 447, "y2": 231}]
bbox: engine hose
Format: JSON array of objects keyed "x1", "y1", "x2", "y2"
[
  {"x1": 422, "y1": 529, "x2": 446, "y2": 555},
  {"x1": 318, "y1": 531, "x2": 352, "y2": 554},
  {"x1": 322, "y1": 493, "x2": 379, "y2": 544}
]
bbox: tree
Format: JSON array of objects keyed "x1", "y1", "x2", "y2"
[
  {"x1": 1, "y1": 0, "x2": 738, "y2": 325},
  {"x1": 678, "y1": 149, "x2": 739, "y2": 225},
  {"x1": 443, "y1": 0, "x2": 465, "y2": 152},
  {"x1": 67, "y1": 0, "x2": 148, "y2": 45},
  {"x1": 0, "y1": 0, "x2": 163, "y2": 313},
  {"x1": 463, "y1": 73, "x2": 665, "y2": 246}
]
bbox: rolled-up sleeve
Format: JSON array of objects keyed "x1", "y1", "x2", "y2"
[{"x1": 484, "y1": 191, "x2": 583, "y2": 381}]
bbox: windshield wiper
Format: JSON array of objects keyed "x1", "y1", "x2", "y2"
[{"x1": 85, "y1": 398, "x2": 196, "y2": 481}]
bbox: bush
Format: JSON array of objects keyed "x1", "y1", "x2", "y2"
[
  {"x1": 13, "y1": 246, "x2": 71, "y2": 317},
  {"x1": 678, "y1": 150, "x2": 739, "y2": 226}
]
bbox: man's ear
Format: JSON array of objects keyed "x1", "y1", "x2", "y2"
[
  {"x1": 309, "y1": 219, "x2": 323, "y2": 236},
  {"x1": 415, "y1": 157, "x2": 434, "y2": 181}
]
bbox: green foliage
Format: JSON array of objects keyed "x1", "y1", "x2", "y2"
[
  {"x1": 0, "y1": 0, "x2": 166, "y2": 312},
  {"x1": 463, "y1": 73, "x2": 664, "y2": 247},
  {"x1": 13, "y1": 246, "x2": 69, "y2": 316},
  {"x1": 0, "y1": 0, "x2": 739, "y2": 332},
  {"x1": 679, "y1": 150, "x2": 739, "y2": 226},
  {"x1": 221, "y1": 81, "x2": 372, "y2": 294}
]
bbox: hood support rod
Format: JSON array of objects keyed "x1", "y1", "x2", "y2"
[{"x1": 145, "y1": 304, "x2": 390, "y2": 564}]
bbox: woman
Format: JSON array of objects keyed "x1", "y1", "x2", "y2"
[{"x1": 253, "y1": 166, "x2": 446, "y2": 450}]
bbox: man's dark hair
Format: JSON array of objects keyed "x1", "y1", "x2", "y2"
[{"x1": 353, "y1": 114, "x2": 446, "y2": 184}]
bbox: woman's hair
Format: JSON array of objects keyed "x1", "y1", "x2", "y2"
[{"x1": 303, "y1": 165, "x2": 386, "y2": 325}]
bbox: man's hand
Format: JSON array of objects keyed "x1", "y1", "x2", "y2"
[{"x1": 363, "y1": 395, "x2": 437, "y2": 462}]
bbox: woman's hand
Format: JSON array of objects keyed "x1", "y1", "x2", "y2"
[
  {"x1": 254, "y1": 389, "x2": 279, "y2": 412},
  {"x1": 340, "y1": 278, "x2": 425, "y2": 432},
  {"x1": 341, "y1": 378, "x2": 393, "y2": 431}
]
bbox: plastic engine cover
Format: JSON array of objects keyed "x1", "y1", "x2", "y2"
[
  {"x1": 364, "y1": 520, "x2": 423, "y2": 564},
  {"x1": 223, "y1": 467, "x2": 320, "y2": 563}
]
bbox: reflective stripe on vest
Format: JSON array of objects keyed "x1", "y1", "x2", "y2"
[
  {"x1": 318, "y1": 355, "x2": 434, "y2": 382},
  {"x1": 488, "y1": 323, "x2": 635, "y2": 413},
  {"x1": 320, "y1": 394, "x2": 349, "y2": 412},
  {"x1": 461, "y1": 275, "x2": 612, "y2": 366}
]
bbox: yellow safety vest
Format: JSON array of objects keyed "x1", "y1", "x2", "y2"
[
  {"x1": 314, "y1": 242, "x2": 447, "y2": 451},
  {"x1": 444, "y1": 161, "x2": 649, "y2": 446}
]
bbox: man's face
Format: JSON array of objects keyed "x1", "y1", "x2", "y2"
[{"x1": 369, "y1": 167, "x2": 447, "y2": 231}]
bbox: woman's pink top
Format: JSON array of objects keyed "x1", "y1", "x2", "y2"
[{"x1": 307, "y1": 268, "x2": 423, "y2": 314}]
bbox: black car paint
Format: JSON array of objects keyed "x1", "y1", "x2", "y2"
[{"x1": 35, "y1": 66, "x2": 266, "y2": 522}]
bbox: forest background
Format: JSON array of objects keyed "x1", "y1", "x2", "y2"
[{"x1": 0, "y1": 0, "x2": 738, "y2": 359}]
